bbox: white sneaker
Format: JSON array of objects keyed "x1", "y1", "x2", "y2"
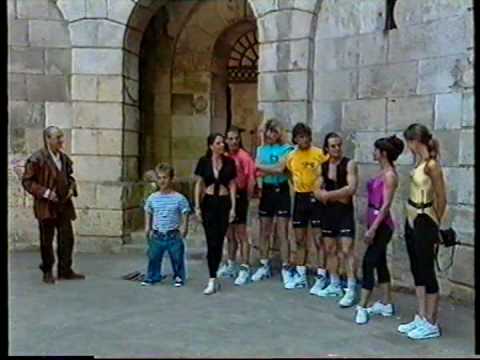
[
  {"x1": 397, "y1": 314, "x2": 423, "y2": 334},
  {"x1": 217, "y1": 263, "x2": 236, "y2": 278},
  {"x1": 309, "y1": 275, "x2": 328, "y2": 296},
  {"x1": 234, "y1": 266, "x2": 251, "y2": 286},
  {"x1": 317, "y1": 283, "x2": 344, "y2": 297},
  {"x1": 203, "y1": 280, "x2": 220, "y2": 295},
  {"x1": 367, "y1": 301, "x2": 394, "y2": 317},
  {"x1": 355, "y1": 306, "x2": 369, "y2": 325},
  {"x1": 251, "y1": 263, "x2": 272, "y2": 282},
  {"x1": 284, "y1": 271, "x2": 307, "y2": 289},
  {"x1": 407, "y1": 319, "x2": 441, "y2": 340},
  {"x1": 339, "y1": 288, "x2": 357, "y2": 308},
  {"x1": 281, "y1": 266, "x2": 291, "y2": 286}
]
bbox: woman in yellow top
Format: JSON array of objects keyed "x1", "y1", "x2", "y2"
[{"x1": 397, "y1": 123, "x2": 447, "y2": 340}]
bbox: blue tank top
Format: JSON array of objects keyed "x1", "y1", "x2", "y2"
[{"x1": 256, "y1": 144, "x2": 294, "y2": 185}]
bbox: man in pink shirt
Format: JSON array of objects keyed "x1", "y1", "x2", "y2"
[{"x1": 217, "y1": 126, "x2": 256, "y2": 285}]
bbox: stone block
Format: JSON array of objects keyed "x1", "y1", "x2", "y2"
[
  {"x1": 124, "y1": 28, "x2": 143, "y2": 55},
  {"x1": 124, "y1": 78, "x2": 139, "y2": 105},
  {"x1": 8, "y1": 20, "x2": 29, "y2": 46},
  {"x1": 312, "y1": 100, "x2": 342, "y2": 134},
  {"x1": 171, "y1": 94, "x2": 194, "y2": 115},
  {"x1": 124, "y1": 105, "x2": 140, "y2": 131},
  {"x1": 172, "y1": 159, "x2": 197, "y2": 178},
  {"x1": 124, "y1": 157, "x2": 140, "y2": 181},
  {"x1": 124, "y1": 131, "x2": 139, "y2": 157},
  {"x1": 8, "y1": 175, "x2": 26, "y2": 208},
  {"x1": 24, "y1": 128, "x2": 44, "y2": 153},
  {"x1": 29, "y1": 20, "x2": 70, "y2": 48},
  {"x1": 8, "y1": 74, "x2": 27, "y2": 101},
  {"x1": 72, "y1": 155, "x2": 123, "y2": 182},
  {"x1": 97, "y1": 76, "x2": 123, "y2": 102},
  {"x1": 259, "y1": 39, "x2": 310, "y2": 72},
  {"x1": 277, "y1": 0, "x2": 318, "y2": 13},
  {"x1": 434, "y1": 93, "x2": 462, "y2": 130},
  {"x1": 260, "y1": 101, "x2": 309, "y2": 129},
  {"x1": 342, "y1": 99, "x2": 386, "y2": 131},
  {"x1": 462, "y1": 92, "x2": 474, "y2": 128},
  {"x1": 172, "y1": 72, "x2": 211, "y2": 94},
  {"x1": 259, "y1": 71, "x2": 309, "y2": 102},
  {"x1": 459, "y1": 129, "x2": 474, "y2": 166},
  {"x1": 8, "y1": 101, "x2": 45, "y2": 129},
  {"x1": 451, "y1": 205, "x2": 474, "y2": 246},
  {"x1": 26, "y1": 75, "x2": 69, "y2": 102},
  {"x1": 353, "y1": 131, "x2": 387, "y2": 164},
  {"x1": 454, "y1": 167, "x2": 474, "y2": 205},
  {"x1": 96, "y1": 183, "x2": 126, "y2": 209},
  {"x1": 98, "y1": 21, "x2": 126, "y2": 47},
  {"x1": 387, "y1": 96, "x2": 434, "y2": 131},
  {"x1": 449, "y1": 245, "x2": 474, "y2": 287},
  {"x1": 72, "y1": 129, "x2": 123, "y2": 156},
  {"x1": 57, "y1": 0, "x2": 86, "y2": 21},
  {"x1": 358, "y1": 32, "x2": 388, "y2": 67},
  {"x1": 45, "y1": 102, "x2": 73, "y2": 129},
  {"x1": 249, "y1": 0, "x2": 276, "y2": 18},
  {"x1": 316, "y1": 0, "x2": 385, "y2": 39},
  {"x1": 417, "y1": 55, "x2": 466, "y2": 95},
  {"x1": 127, "y1": 3, "x2": 155, "y2": 32},
  {"x1": 16, "y1": 0, "x2": 50, "y2": 19},
  {"x1": 45, "y1": 49, "x2": 71, "y2": 75},
  {"x1": 172, "y1": 115, "x2": 209, "y2": 138},
  {"x1": 449, "y1": 282, "x2": 474, "y2": 305},
  {"x1": 315, "y1": 37, "x2": 358, "y2": 72},
  {"x1": 466, "y1": 11, "x2": 473, "y2": 49},
  {"x1": 394, "y1": 0, "x2": 471, "y2": 27},
  {"x1": 86, "y1": 0, "x2": 107, "y2": 18},
  {"x1": 72, "y1": 48, "x2": 123, "y2": 75},
  {"x1": 124, "y1": 52, "x2": 139, "y2": 81},
  {"x1": 73, "y1": 182, "x2": 97, "y2": 209},
  {"x1": 359, "y1": 62, "x2": 417, "y2": 98},
  {"x1": 7, "y1": 0, "x2": 15, "y2": 20},
  {"x1": 433, "y1": 130, "x2": 460, "y2": 166},
  {"x1": 75, "y1": 209, "x2": 124, "y2": 236},
  {"x1": 71, "y1": 75, "x2": 97, "y2": 101},
  {"x1": 74, "y1": 235, "x2": 124, "y2": 254},
  {"x1": 70, "y1": 19, "x2": 125, "y2": 47},
  {"x1": 107, "y1": 0, "x2": 135, "y2": 24},
  {"x1": 172, "y1": 137, "x2": 205, "y2": 161},
  {"x1": 8, "y1": 207, "x2": 39, "y2": 245},
  {"x1": 388, "y1": 17, "x2": 467, "y2": 62},
  {"x1": 259, "y1": 10, "x2": 313, "y2": 42},
  {"x1": 69, "y1": 20, "x2": 98, "y2": 47},
  {"x1": 8, "y1": 47, "x2": 45, "y2": 74}
]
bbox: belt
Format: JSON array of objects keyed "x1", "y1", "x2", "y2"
[
  {"x1": 408, "y1": 199, "x2": 433, "y2": 209},
  {"x1": 263, "y1": 182, "x2": 289, "y2": 191},
  {"x1": 152, "y1": 229, "x2": 179, "y2": 237}
]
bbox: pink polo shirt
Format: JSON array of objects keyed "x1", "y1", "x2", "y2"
[{"x1": 229, "y1": 148, "x2": 256, "y2": 192}]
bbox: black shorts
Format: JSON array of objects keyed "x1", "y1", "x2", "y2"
[
  {"x1": 292, "y1": 192, "x2": 323, "y2": 228},
  {"x1": 322, "y1": 202, "x2": 355, "y2": 239},
  {"x1": 258, "y1": 182, "x2": 291, "y2": 218},
  {"x1": 232, "y1": 190, "x2": 248, "y2": 225}
]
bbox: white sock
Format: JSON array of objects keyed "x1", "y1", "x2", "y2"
[
  {"x1": 330, "y1": 274, "x2": 340, "y2": 285},
  {"x1": 347, "y1": 278, "x2": 356, "y2": 290},
  {"x1": 227, "y1": 259, "x2": 234, "y2": 267},
  {"x1": 260, "y1": 258, "x2": 269, "y2": 266},
  {"x1": 317, "y1": 268, "x2": 327, "y2": 277},
  {"x1": 241, "y1": 263, "x2": 249, "y2": 269},
  {"x1": 296, "y1": 265, "x2": 306, "y2": 275}
]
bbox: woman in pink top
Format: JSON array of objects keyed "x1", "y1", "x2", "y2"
[
  {"x1": 217, "y1": 126, "x2": 256, "y2": 286},
  {"x1": 355, "y1": 135, "x2": 404, "y2": 325}
]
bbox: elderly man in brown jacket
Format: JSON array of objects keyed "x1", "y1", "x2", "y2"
[{"x1": 22, "y1": 126, "x2": 85, "y2": 284}]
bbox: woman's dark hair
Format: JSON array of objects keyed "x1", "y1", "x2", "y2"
[
  {"x1": 374, "y1": 135, "x2": 405, "y2": 165},
  {"x1": 225, "y1": 125, "x2": 244, "y2": 151},
  {"x1": 205, "y1": 132, "x2": 224, "y2": 158},
  {"x1": 291, "y1": 122, "x2": 312, "y2": 145},
  {"x1": 323, "y1": 132, "x2": 341, "y2": 153},
  {"x1": 403, "y1": 123, "x2": 440, "y2": 160}
]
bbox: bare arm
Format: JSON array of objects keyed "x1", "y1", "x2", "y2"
[
  {"x1": 426, "y1": 160, "x2": 447, "y2": 224},
  {"x1": 326, "y1": 160, "x2": 358, "y2": 201},
  {"x1": 194, "y1": 177, "x2": 204, "y2": 210},
  {"x1": 229, "y1": 179, "x2": 237, "y2": 217},
  {"x1": 180, "y1": 213, "x2": 190, "y2": 238},
  {"x1": 367, "y1": 171, "x2": 398, "y2": 233},
  {"x1": 144, "y1": 212, "x2": 152, "y2": 237}
]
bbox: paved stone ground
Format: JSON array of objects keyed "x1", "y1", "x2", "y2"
[{"x1": 9, "y1": 251, "x2": 475, "y2": 357}]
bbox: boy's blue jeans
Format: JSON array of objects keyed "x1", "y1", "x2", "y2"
[{"x1": 145, "y1": 229, "x2": 185, "y2": 283}]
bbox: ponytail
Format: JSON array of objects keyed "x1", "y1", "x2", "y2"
[{"x1": 427, "y1": 137, "x2": 440, "y2": 160}]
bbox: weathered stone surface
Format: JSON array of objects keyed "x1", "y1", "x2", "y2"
[
  {"x1": 359, "y1": 62, "x2": 417, "y2": 98},
  {"x1": 417, "y1": 55, "x2": 466, "y2": 95},
  {"x1": 459, "y1": 129, "x2": 474, "y2": 165},
  {"x1": 124, "y1": 105, "x2": 140, "y2": 131},
  {"x1": 57, "y1": 0, "x2": 86, "y2": 21},
  {"x1": 76, "y1": 209, "x2": 124, "y2": 236},
  {"x1": 277, "y1": 0, "x2": 319, "y2": 13},
  {"x1": 451, "y1": 205, "x2": 474, "y2": 246},
  {"x1": 394, "y1": 0, "x2": 471, "y2": 27},
  {"x1": 449, "y1": 282, "x2": 474, "y2": 305},
  {"x1": 124, "y1": 52, "x2": 139, "y2": 81},
  {"x1": 107, "y1": 0, "x2": 135, "y2": 25},
  {"x1": 97, "y1": 76, "x2": 123, "y2": 102},
  {"x1": 8, "y1": 20, "x2": 29, "y2": 46},
  {"x1": 259, "y1": 101, "x2": 309, "y2": 129},
  {"x1": 7, "y1": 0, "x2": 15, "y2": 20},
  {"x1": 124, "y1": 28, "x2": 143, "y2": 55},
  {"x1": 26, "y1": 75, "x2": 69, "y2": 102},
  {"x1": 353, "y1": 131, "x2": 387, "y2": 164},
  {"x1": 172, "y1": 72, "x2": 211, "y2": 94},
  {"x1": 74, "y1": 235, "x2": 124, "y2": 254},
  {"x1": 249, "y1": 0, "x2": 276, "y2": 18},
  {"x1": 45, "y1": 49, "x2": 71, "y2": 75},
  {"x1": 172, "y1": 159, "x2": 197, "y2": 179},
  {"x1": 465, "y1": 11, "x2": 473, "y2": 48},
  {"x1": 312, "y1": 100, "x2": 342, "y2": 134},
  {"x1": 388, "y1": 17, "x2": 467, "y2": 62},
  {"x1": 127, "y1": 2, "x2": 155, "y2": 32},
  {"x1": 73, "y1": 48, "x2": 123, "y2": 75},
  {"x1": 172, "y1": 137, "x2": 205, "y2": 161},
  {"x1": 9, "y1": 101, "x2": 45, "y2": 129},
  {"x1": 462, "y1": 92, "x2": 474, "y2": 127},
  {"x1": 86, "y1": 0, "x2": 107, "y2": 18},
  {"x1": 8, "y1": 207, "x2": 39, "y2": 245},
  {"x1": 260, "y1": 39, "x2": 310, "y2": 72},
  {"x1": 433, "y1": 130, "x2": 460, "y2": 166},
  {"x1": 16, "y1": 0, "x2": 50, "y2": 19},
  {"x1": 172, "y1": 115, "x2": 209, "y2": 138},
  {"x1": 316, "y1": 69, "x2": 357, "y2": 101},
  {"x1": 29, "y1": 20, "x2": 70, "y2": 48},
  {"x1": 8, "y1": 74, "x2": 27, "y2": 101},
  {"x1": 124, "y1": 157, "x2": 140, "y2": 181},
  {"x1": 315, "y1": 37, "x2": 357, "y2": 71},
  {"x1": 73, "y1": 102, "x2": 123, "y2": 129},
  {"x1": 358, "y1": 32, "x2": 388, "y2": 67},
  {"x1": 259, "y1": 10, "x2": 314, "y2": 42},
  {"x1": 72, "y1": 129, "x2": 123, "y2": 156},
  {"x1": 24, "y1": 128, "x2": 44, "y2": 153},
  {"x1": 434, "y1": 93, "x2": 462, "y2": 130},
  {"x1": 454, "y1": 167, "x2": 474, "y2": 205},
  {"x1": 316, "y1": 0, "x2": 385, "y2": 39},
  {"x1": 342, "y1": 99, "x2": 385, "y2": 131},
  {"x1": 8, "y1": 47, "x2": 45, "y2": 74},
  {"x1": 45, "y1": 102, "x2": 73, "y2": 129},
  {"x1": 124, "y1": 78, "x2": 139, "y2": 105},
  {"x1": 96, "y1": 183, "x2": 126, "y2": 209},
  {"x1": 171, "y1": 94, "x2": 193, "y2": 115},
  {"x1": 259, "y1": 71, "x2": 309, "y2": 102},
  {"x1": 387, "y1": 96, "x2": 434, "y2": 131},
  {"x1": 72, "y1": 155, "x2": 123, "y2": 182},
  {"x1": 73, "y1": 182, "x2": 97, "y2": 209},
  {"x1": 124, "y1": 132, "x2": 139, "y2": 156},
  {"x1": 449, "y1": 245, "x2": 474, "y2": 287},
  {"x1": 70, "y1": 19, "x2": 125, "y2": 47},
  {"x1": 71, "y1": 75, "x2": 97, "y2": 101}
]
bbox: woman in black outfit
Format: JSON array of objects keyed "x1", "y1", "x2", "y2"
[{"x1": 194, "y1": 133, "x2": 237, "y2": 295}]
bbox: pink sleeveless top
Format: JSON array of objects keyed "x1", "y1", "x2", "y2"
[{"x1": 367, "y1": 175, "x2": 394, "y2": 230}]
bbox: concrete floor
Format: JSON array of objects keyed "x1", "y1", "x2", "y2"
[{"x1": 9, "y1": 251, "x2": 475, "y2": 357}]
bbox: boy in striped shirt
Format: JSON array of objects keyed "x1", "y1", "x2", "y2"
[{"x1": 142, "y1": 163, "x2": 191, "y2": 287}]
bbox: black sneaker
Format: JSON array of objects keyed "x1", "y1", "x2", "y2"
[{"x1": 174, "y1": 276, "x2": 184, "y2": 287}]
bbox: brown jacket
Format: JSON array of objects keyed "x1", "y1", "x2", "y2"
[{"x1": 22, "y1": 148, "x2": 78, "y2": 221}]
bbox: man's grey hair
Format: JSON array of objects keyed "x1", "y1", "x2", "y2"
[{"x1": 43, "y1": 126, "x2": 64, "y2": 149}]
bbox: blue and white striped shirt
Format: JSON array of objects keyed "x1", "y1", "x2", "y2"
[{"x1": 144, "y1": 192, "x2": 191, "y2": 232}]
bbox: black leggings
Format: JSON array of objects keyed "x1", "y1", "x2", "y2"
[
  {"x1": 201, "y1": 194, "x2": 231, "y2": 278},
  {"x1": 362, "y1": 222, "x2": 393, "y2": 291},
  {"x1": 405, "y1": 214, "x2": 439, "y2": 294}
]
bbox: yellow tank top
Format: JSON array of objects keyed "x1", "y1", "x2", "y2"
[{"x1": 406, "y1": 161, "x2": 438, "y2": 225}]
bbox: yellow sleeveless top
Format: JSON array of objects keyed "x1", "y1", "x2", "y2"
[{"x1": 406, "y1": 161, "x2": 438, "y2": 225}]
